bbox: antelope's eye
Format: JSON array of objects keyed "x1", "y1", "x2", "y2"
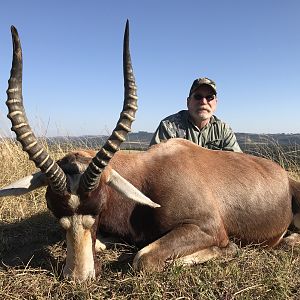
[
  {"x1": 82, "y1": 215, "x2": 95, "y2": 229},
  {"x1": 59, "y1": 217, "x2": 71, "y2": 230}
]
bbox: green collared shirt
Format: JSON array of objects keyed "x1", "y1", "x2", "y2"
[{"x1": 150, "y1": 110, "x2": 242, "y2": 152}]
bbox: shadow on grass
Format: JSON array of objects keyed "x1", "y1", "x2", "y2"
[
  {"x1": 0, "y1": 213, "x2": 138, "y2": 277},
  {"x1": 0, "y1": 211, "x2": 64, "y2": 272},
  {"x1": 96, "y1": 235, "x2": 137, "y2": 274},
  {"x1": 106, "y1": 251, "x2": 135, "y2": 274}
]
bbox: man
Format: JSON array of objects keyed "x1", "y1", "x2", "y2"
[{"x1": 150, "y1": 77, "x2": 242, "y2": 152}]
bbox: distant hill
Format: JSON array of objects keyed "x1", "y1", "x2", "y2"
[
  {"x1": 47, "y1": 131, "x2": 153, "y2": 150},
  {"x1": 236, "y1": 133, "x2": 300, "y2": 146},
  {"x1": 46, "y1": 131, "x2": 300, "y2": 151},
  {"x1": 2, "y1": 131, "x2": 299, "y2": 166}
]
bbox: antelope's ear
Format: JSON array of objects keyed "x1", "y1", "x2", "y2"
[
  {"x1": 103, "y1": 167, "x2": 160, "y2": 208},
  {"x1": 0, "y1": 172, "x2": 47, "y2": 197}
]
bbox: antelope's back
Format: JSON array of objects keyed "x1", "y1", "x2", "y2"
[{"x1": 133, "y1": 139, "x2": 293, "y2": 235}]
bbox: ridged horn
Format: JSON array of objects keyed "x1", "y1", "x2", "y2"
[
  {"x1": 79, "y1": 20, "x2": 137, "y2": 192},
  {"x1": 6, "y1": 26, "x2": 67, "y2": 195}
]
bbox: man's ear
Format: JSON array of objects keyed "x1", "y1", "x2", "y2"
[{"x1": 187, "y1": 97, "x2": 190, "y2": 106}]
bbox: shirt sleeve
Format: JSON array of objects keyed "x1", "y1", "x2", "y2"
[
  {"x1": 149, "y1": 120, "x2": 175, "y2": 146},
  {"x1": 222, "y1": 125, "x2": 242, "y2": 152}
]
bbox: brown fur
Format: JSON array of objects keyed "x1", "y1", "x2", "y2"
[{"x1": 45, "y1": 138, "x2": 300, "y2": 273}]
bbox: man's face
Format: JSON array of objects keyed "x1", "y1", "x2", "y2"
[{"x1": 187, "y1": 84, "x2": 217, "y2": 125}]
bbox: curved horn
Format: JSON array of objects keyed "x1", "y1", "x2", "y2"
[
  {"x1": 80, "y1": 20, "x2": 137, "y2": 192},
  {"x1": 6, "y1": 26, "x2": 67, "y2": 195}
]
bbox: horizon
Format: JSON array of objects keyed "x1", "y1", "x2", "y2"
[
  {"x1": 1, "y1": 131, "x2": 300, "y2": 140},
  {"x1": 0, "y1": 1, "x2": 299, "y2": 137}
]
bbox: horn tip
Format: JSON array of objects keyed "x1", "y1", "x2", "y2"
[
  {"x1": 11, "y1": 25, "x2": 17, "y2": 34},
  {"x1": 10, "y1": 26, "x2": 20, "y2": 42},
  {"x1": 125, "y1": 20, "x2": 130, "y2": 36}
]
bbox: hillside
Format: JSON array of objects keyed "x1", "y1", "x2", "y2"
[{"x1": 46, "y1": 132, "x2": 300, "y2": 151}]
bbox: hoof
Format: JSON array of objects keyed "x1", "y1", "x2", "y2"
[
  {"x1": 282, "y1": 233, "x2": 300, "y2": 247},
  {"x1": 133, "y1": 250, "x2": 164, "y2": 272},
  {"x1": 95, "y1": 239, "x2": 106, "y2": 252}
]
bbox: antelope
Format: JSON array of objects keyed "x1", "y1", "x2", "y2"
[{"x1": 1, "y1": 23, "x2": 300, "y2": 283}]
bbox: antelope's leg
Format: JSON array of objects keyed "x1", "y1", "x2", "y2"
[
  {"x1": 133, "y1": 223, "x2": 235, "y2": 272},
  {"x1": 281, "y1": 233, "x2": 300, "y2": 247},
  {"x1": 95, "y1": 233, "x2": 125, "y2": 252},
  {"x1": 95, "y1": 239, "x2": 107, "y2": 252},
  {"x1": 278, "y1": 213, "x2": 300, "y2": 248},
  {"x1": 175, "y1": 241, "x2": 238, "y2": 266}
]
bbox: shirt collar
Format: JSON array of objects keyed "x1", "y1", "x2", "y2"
[{"x1": 186, "y1": 112, "x2": 218, "y2": 130}]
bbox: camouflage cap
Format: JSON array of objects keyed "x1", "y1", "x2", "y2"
[{"x1": 189, "y1": 77, "x2": 217, "y2": 96}]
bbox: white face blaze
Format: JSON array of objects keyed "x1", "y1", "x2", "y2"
[
  {"x1": 60, "y1": 214, "x2": 96, "y2": 281},
  {"x1": 58, "y1": 175, "x2": 97, "y2": 281}
]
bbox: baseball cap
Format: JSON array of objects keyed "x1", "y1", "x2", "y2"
[{"x1": 189, "y1": 77, "x2": 217, "y2": 96}]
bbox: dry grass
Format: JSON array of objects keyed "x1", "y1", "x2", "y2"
[
  {"x1": 243, "y1": 137, "x2": 300, "y2": 181},
  {"x1": 0, "y1": 138, "x2": 300, "y2": 299}
]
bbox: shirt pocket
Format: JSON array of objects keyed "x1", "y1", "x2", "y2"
[{"x1": 205, "y1": 139, "x2": 223, "y2": 150}]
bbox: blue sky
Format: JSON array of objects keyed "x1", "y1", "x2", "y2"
[{"x1": 0, "y1": 0, "x2": 299, "y2": 137}]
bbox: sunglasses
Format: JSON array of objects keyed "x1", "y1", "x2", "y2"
[{"x1": 192, "y1": 94, "x2": 216, "y2": 101}]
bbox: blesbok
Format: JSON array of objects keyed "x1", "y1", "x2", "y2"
[{"x1": 1, "y1": 22, "x2": 300, "y2": 282}]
